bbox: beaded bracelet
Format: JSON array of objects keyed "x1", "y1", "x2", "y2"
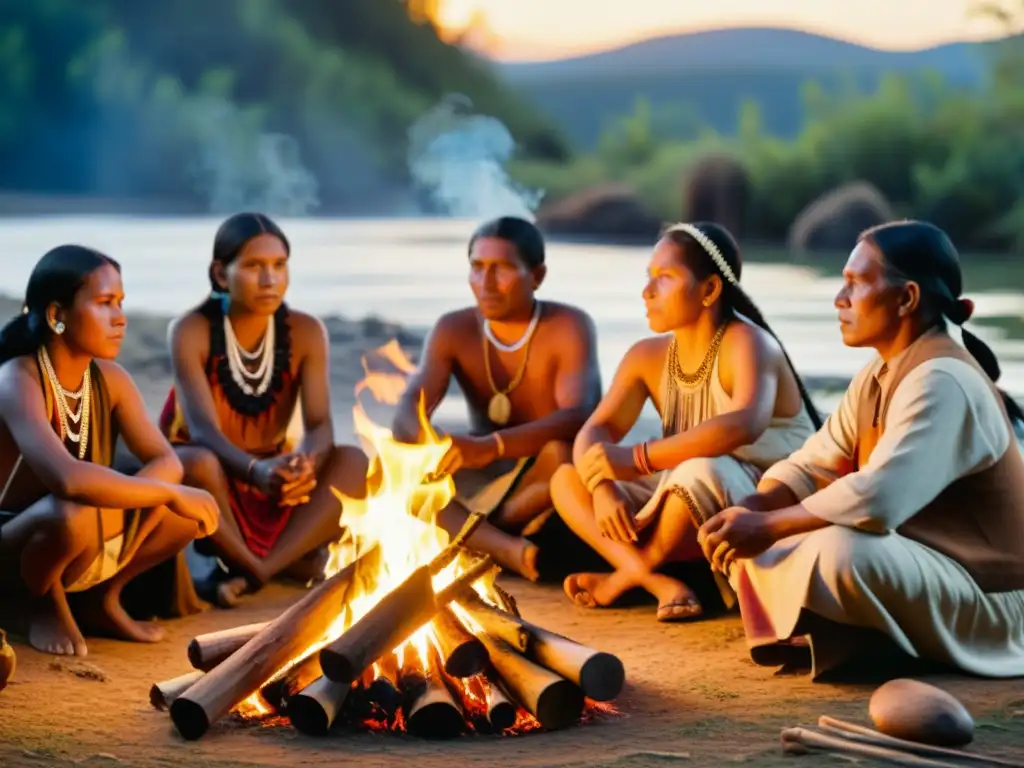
[{"x1": 632, "y1": 442, "x2": 654, "y2": 475}]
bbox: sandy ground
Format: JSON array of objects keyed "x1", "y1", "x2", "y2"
[
  {"x1": 1, "y1": 298, "x2": 1022, "y2": 767},
  {"x1": 1, "y1": 577, "x2": 1023, "y2": 768}
]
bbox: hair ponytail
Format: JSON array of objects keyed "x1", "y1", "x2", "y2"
[
  {"x1": 724, "y1": 283, "x2": 824, "y2": 430},
  {"x1": 0, "y1": 311, "x2": 46, "y2": 365}
]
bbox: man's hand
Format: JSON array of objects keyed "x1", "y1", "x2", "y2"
[
  {"x1": 434, "y1": 434, "x2": 499, "y2": 477},
  {"x1": 579, "y1": 442, "x2": 640, "y2": 492},
  {"x1": 592, "y1": 482, "x2": 638, "y2": 543},
  {"x1": 697, "y1": 506, "x2": 777, "y2": 574},
  {"x1": 169, "y1": 486, "x2": 220, "y2": 538}
]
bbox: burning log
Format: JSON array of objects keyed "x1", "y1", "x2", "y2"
[
  {"x1": 476, "y1": 633, "x2": 584, "y2": 730},
  {"x1": 400, "y1": 645, "x2": 464, "y2": 740},
  {"x1": 363, "y1": 655, "x2": 402, "y2": 720},
  {"x1": 460, "y1": 593, "x2": 625, "y2": 701},
  {"x1": 260, "y1": 653, "x2": 323, "y2": 711},
  {"x1": 319, "y1": 556, "x2": 495, "y2": 685},
  {"x1": 187, "y1": 623, "x2": 269, "y2": 671},
  {"x1": 150, "y1": 671, "x2": 204, "y2": 711},
  {"x1": 170, "y1": 549, "x2": 377, "y2": 741},
  {"x1": 483, "y1": 674, "x2": 516, "y2": 732},
  {"x1": 287, "y1": 677, "x2": 351, "y2": 736},
  {"x1": 433, "y1": 607, "x2": 487, "y2": 678}
]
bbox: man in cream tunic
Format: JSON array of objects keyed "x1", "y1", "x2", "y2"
[{"x1": 698, "y1": 221, "x2": 1024, "y2": 680}]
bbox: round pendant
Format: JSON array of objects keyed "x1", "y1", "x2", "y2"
[{"x1": 488, "y1": 393, "x2": 512, "y2": 426}]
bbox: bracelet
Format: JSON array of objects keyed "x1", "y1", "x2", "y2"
[
  {"x1": 245, "y1": 457, "x2": 258, "y2": 484},
  {"x1": 632, "y1": 442, "x2": 654, "y2": 475},
  {"x1": 493, "y1": 432, "x2": 505, "y2": 458}
]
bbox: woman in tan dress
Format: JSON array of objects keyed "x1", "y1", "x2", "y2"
[{"x1": 550, "y1": 223, "x2": 820, "y2": 621}]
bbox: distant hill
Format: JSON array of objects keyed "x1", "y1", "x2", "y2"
[{"x1": 494, "y1": 28, "x2": 995, "y2": 148}]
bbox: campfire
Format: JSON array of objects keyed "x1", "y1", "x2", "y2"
[{"x1": 150, "y1": 341, "x2": 625, "y2": 740}]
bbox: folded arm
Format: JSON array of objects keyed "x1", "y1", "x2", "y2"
[
  {"x1": 167, "y1": 313, "x2": 257, "y2": 479},
  {"x1": 645, "y1": 322, "x2": 780, "y2": 471},
  {"x1": 0, "y1": 360, "x2": 180, "y2": 509},
  {"x1": 293, "y1": 314, "x2": 334, "y2": 467}
]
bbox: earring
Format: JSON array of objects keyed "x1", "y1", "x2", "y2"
[
  {"x1": 54, "y1": 321, "x2": 65, "y2": 335},
  {"x1": 220, "y1": 292, "x2": 231, "y2": 315}
]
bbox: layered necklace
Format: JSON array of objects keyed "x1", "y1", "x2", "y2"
[
  {"x1": 662, "y1": 323, "x2": 727, "y2": 436},
  {"x1": 209, "y1": 302, "x2": 291, "y2": 418},
  {"x1": 38, "y1": 346, "x2": 91, "y2": 460},
  {"x1": 223, "y1": 314, "x2": 275, "y2": 397},
  {"x1": 482, "y1": 301, "x2": 543, "y2": 426}
]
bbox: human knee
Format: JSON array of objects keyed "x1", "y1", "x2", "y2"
[
  {"x1": 180, "y1": 447, "x2": 226, "y2": 491},
  {"x1": 323, "y1": 444, "x2": 370, "y2": 496},
  {"x1": 537, "y1": 440, "x2": 572, "y2": 471},
  {"x1": 803, "y1": 525, "x2": 889, "y2": 590},
  {"x1": 664, "y1": 457, "x2": 729, "y2": 514},
  {"x1": 549, "y1": 463, "x2": 582, "y2": 510}
]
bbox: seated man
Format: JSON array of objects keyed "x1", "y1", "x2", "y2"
[
  {"x1": 699, "y1": 221, "x2": 1024, "y2": 679},
  {"x1": 0, "y1": 245, "x2": 219, "y2": 656},
  {"x1": 550, "y1": 223, "x2": 818, "y2": 622},
  {"x1": 391, "y1": 216, "x2": 601, "y2": 581},
  {"x1": 162, "y1": 212, "x2": 369, "y2": 607}
]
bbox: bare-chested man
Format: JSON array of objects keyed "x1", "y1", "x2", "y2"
[{"x1": 391, "y1": 216, "x2": 601, "y2": 580}]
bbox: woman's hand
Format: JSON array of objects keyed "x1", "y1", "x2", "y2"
[
  {"x1": 579, "y1": 442, "x2": 640, "y2": 492},
  {"x1": 592, "y1": 482, "x2": 638, "y2": 543},
  {"x1": 169, "y1": 486, "x2": 220, "y2": 538}
]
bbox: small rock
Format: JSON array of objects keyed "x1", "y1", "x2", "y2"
[{"x1": 869, "y1": 678, "x2": 974, "y2": 747}]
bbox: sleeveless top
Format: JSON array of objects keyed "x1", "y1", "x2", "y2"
[{"x1": 657, "y1": 316, "x2": 816, "y2": 470}]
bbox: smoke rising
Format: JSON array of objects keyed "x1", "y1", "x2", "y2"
[
  {"x1": 186, "y1": 97, "x2": 321, "y2": 216},
  {"x1": 407, "y1": 94, "x2": 544, "y2": 221}
]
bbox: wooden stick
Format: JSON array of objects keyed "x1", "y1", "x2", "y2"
[
  {"x1": 150, "y1": 671, "x2": 204, "y2": 711},
  {"x1": 170, "y1": 548, "x2": 377, "y2": 741},
  {"x1": 287, "y1": 676, "x2": 351, "y2": 736},
  {"x1": 781, "y1": 727, "x2": 962, "y2": 767},
  {"x1": 399, "y1": 645, "x2": 464, "y2": 740},
  {"x1": 460, "y1": 593, "x2": 624, "y2": 701},
  {"x1": 319, "y1": 557, "x2": 495, "y2": 685},
  {"x1": 433, "y1": 607, "x2": 487, "y2": 678},
  {"x1": 819, "y1": 716, "x2": 1024, "y2": 768},
  {"x1": 477, "y1": 633, "x2": 583, "y2": 730},
  {"x1": 187, "y1": 623, "x2": 269, "y2": 671},
  {"x1": 484, "y1": 674, "x2": 516, "y2": 732},
  {"x1": 260, "y1": 652, "x2": 323, "y2": 711}
]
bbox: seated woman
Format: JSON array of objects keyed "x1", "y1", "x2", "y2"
[
  {"x1": 697, "y1": 221, "x2": 1024, "y2": 680},
  {"x1": 162, "y1": 212, "x2": 368, "y2": 607},
  {"x1": 550, "y1": 222, "x2": 820, "y2": 622},
  {"x1": 0, "y1": 246, "x2": 219, "y2": 656}
]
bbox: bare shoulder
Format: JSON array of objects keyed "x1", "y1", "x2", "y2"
[
  {"x1": 622, "y1": 335, "x2": 670, "y2": 375},
  {"x1": 724, "y1": 316, "x2": 782, "y2": 363},
  {"x1": 93, "y1": 359, "x2": 141, "y2": 404},
  {"x1": 167, "y1": 310, "x2": 210, "y2": 353},
  {"x1": 540, "y1": 301, "x2": 596, "y2": 338},
  {"x1": 431, "y1": 307, "x2": 479, "y2": 344},
  {"x1": 287, "y1": 309, "x2": 328, "y2": 355},
  {"x1": 0, "y1": 356, "x2": 40, "y2": 401}
]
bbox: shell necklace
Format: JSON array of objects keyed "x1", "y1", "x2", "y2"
[
  {"x1": 482, "y1": 302, "x2": 542, "y2": 426},
  {"x1": 38, "y1": 346, "x2": 91, "y2": 460},
  {"x1": 223, "y1": 315, "x2": 275, "y2": 397}
]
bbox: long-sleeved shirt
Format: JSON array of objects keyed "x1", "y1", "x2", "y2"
[{"x1": 763, "y1": 354, "x2": 1011, "y2": 533}]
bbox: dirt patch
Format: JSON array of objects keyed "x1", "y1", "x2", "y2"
[{"x1": 1, "y1": 578, "x2": 1022, "y2": 768}]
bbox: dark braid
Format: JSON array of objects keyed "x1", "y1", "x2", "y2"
[{"x1": 663, "y1": 222, "x2": 823, "y2": 430}]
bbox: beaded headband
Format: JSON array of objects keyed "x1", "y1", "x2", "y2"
[{"x1": 664, "y1": 223, "x2": 739, "y2": 286}]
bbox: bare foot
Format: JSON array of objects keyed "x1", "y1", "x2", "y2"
[
  {"x1": 489, "y1": 538, "x2": 540, "y2": 582},
  {"x1": 28, "y1": 595, "x2": 87, "y2": 656},
  {"x1": 281, "y1": 546, "x2": 329, "y2": 585},
  {"x1": 78, "y1": 588, "x2": 166, "y2": 644},
  {"x1": 216, "y1": 577, "x2": 248, "y2": 608},
  {"x1": 519, "y1": 541, "x2": 540, "y2": 583},
  {"x1": 647, "y1": 574, "x2": 703, "y2": 622},
  {"x1": 563, "y1": 570, "x2": 636, "y2": 608}
]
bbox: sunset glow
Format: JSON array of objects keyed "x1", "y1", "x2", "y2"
[{"x1": 433, "y1": 0, "x2": 1007, "y2": 61}]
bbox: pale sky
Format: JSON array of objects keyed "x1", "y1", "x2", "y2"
[{"x1": 436, "y1": 0, "x2": 1008, "y2": 60}]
